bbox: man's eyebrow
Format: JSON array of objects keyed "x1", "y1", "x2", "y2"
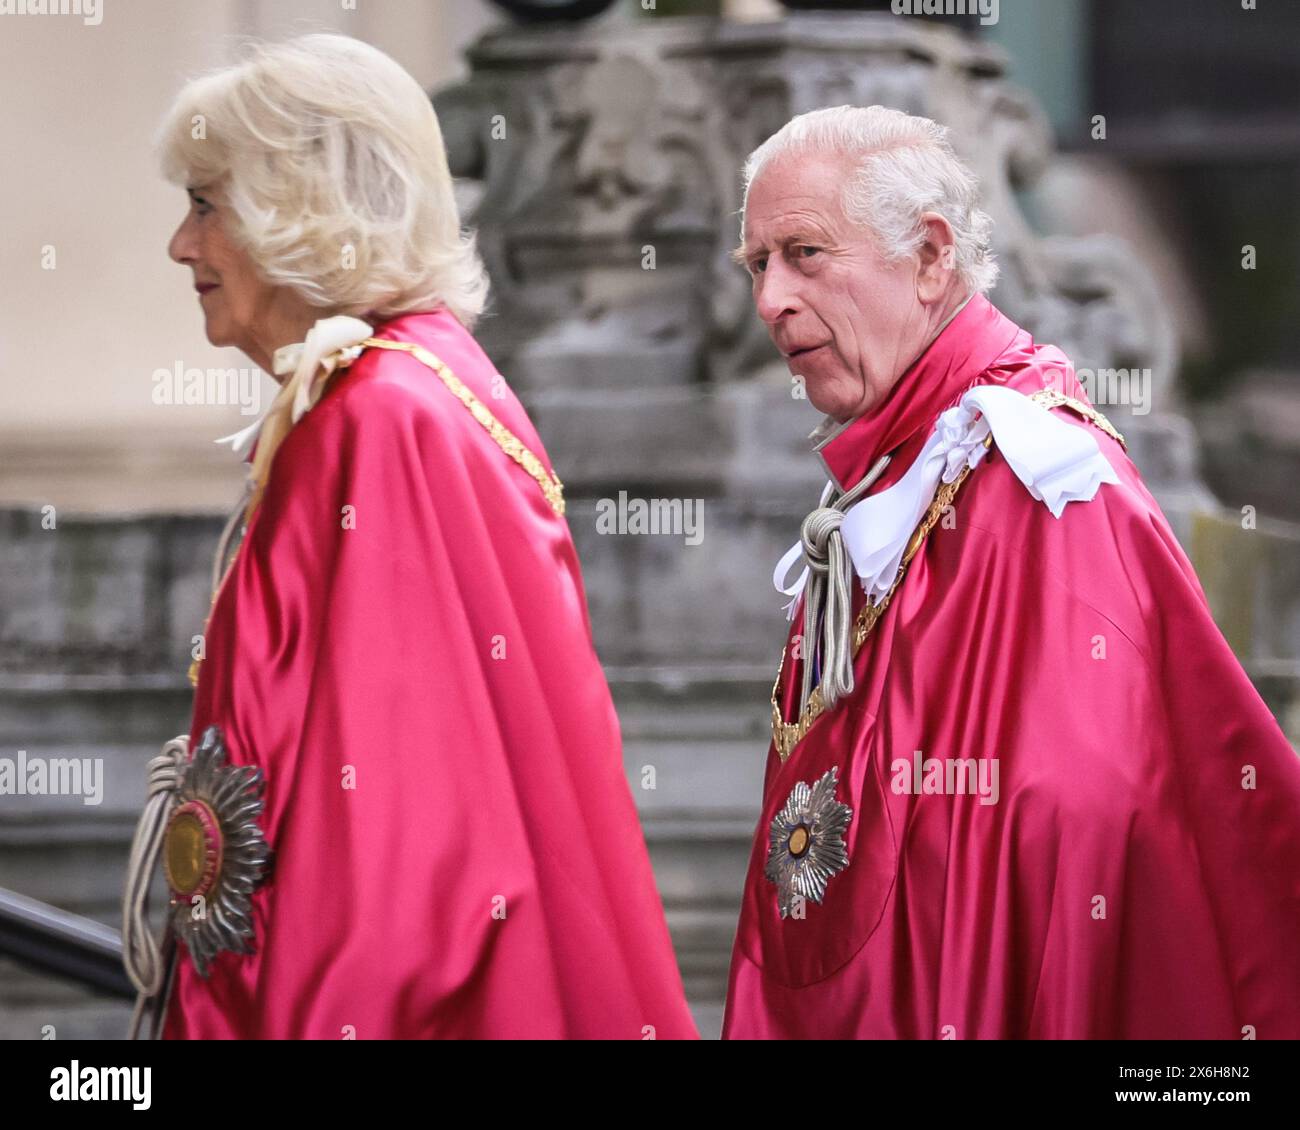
[
  {"x1": 732, "y1": 236, "x2": 779, "y2": 267},
  {"x1": 730, "y1": 228, "x2": 826, "y2": 268}
]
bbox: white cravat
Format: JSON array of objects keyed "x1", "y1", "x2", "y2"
[
  {"x1": 775, "y1": 385, "x2": 1120, "y2": 611},
  {"x1": 215, "y1": 315, "x2": 375, "y2": 454}
]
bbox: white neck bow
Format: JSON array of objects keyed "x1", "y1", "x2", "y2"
[{"x1": 215, "y1": 315, "x2": 375, "y2": 454}]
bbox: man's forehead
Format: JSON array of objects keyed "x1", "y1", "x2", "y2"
[
  {"x1": 742, "y1": 152, "x2": 848, "y2": 246},
  {"x1": 743, "y1": 202, "x2": 840, "y2": 251}
]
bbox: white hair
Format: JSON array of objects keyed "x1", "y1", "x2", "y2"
[
  {"x1": 739, "y1": 105, "x2": 999, "y2": 295},
  {"x1": 156, "y1": 33, "x2": 489, "y2": 327}
]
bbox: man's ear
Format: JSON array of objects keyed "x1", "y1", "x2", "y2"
[{"x1": 915, "y1": 212, "x2": 959, "y2": 304}]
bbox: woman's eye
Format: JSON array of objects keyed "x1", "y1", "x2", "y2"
[{"x1": 191, "y1": 196, "x2": 213, "y2": 216}]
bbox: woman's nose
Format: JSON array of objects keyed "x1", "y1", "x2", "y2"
[{"x1": 168, "y1": 214, "x2": 196, "y2": 265}]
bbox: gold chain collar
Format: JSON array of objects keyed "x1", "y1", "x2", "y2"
[{"x1": 362, "y1": 338, "x2": 566, "y2": 518}]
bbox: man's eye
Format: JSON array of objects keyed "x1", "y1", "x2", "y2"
[
  {"x1": 796, "y1": 245, "x2": 820, "y2": 259},
  {"x1": 750, "y1": 257, "x2": 768, "y2": 275},
  {"x1": 190, "y1": 196, "x2": 213, "y2": 216}
]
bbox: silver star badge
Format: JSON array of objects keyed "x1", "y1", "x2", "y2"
[
  {"x1": 764, "y1": 766, "x2": 853, "y2": 918},
  {"x1": 162, "y1": 725, "x2": 272, "y2": 976}
]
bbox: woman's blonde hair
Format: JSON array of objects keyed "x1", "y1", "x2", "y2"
[{"x1": 156, "y1": 32, "x2": 488, "y2": 327}]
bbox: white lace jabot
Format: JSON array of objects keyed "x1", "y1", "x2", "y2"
[{"x1": 774, "y1": 385, "x2": 1120, "y2": 610}]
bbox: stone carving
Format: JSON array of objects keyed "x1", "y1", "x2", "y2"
[{"x1": 436, "y1": 13, "x2": 1179, "y2": 428}]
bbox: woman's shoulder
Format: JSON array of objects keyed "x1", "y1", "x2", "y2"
[
  {"x1": 316, "y1": 308, "x2": 551, "y2": 479},
  {"x1": 369, "y1": 307, "x2": 493, "y2": 378},
  {"x1": 332, "y1": 308, "x2": 499, "y2": 423},
  {"x1": 284, "y1": 307, "x2": 560, "y2": 516}
]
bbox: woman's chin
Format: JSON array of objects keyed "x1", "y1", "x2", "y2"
[{"x1": 201, "y1": 317, "x2": 232, "y2": 348}]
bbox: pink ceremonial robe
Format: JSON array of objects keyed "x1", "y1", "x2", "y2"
[
  {"x1": 723, "y1": 294, "x2": 1300, "y2": 1039},
  {"x1": 163, "y1": 308, "x2": 697, "y2": 1039}
]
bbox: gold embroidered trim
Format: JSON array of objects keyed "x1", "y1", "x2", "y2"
[
  {"x1": 361, "y1": 337, "x2": 566, "y2": 518},
  {"x1": 770, "y1": 436, "x2": 991, "y2": 763},
  {"x1": 1028, "y1": 388, "x2": 1126, "y2": 448}
]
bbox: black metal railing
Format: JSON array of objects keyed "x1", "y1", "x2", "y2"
[{"x1": 0, "y1": 886, "x2": 134, "y2": 1000}]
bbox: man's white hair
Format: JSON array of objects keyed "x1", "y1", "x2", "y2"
[
  {"x1": 156, "y1": 33, "x2": 489, "y2": 327},
  {"x1": 739, "y1": 105, "x2": 999, "y2": 295}
]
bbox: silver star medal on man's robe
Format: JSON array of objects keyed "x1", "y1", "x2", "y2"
[{"x1": 764, "y1": 766, "x2": 853, "y2": 918}]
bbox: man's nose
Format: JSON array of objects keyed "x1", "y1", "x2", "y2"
[{"x1": 754, "y1": 259, "x2": 799, "y2": 325}]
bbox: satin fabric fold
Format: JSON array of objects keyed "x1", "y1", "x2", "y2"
[
  {"x1": 724, "y1": 296, "x2": 1300, "y2": 1039},
  {"x1": 164, "y1": 308, "x2": 697, "y2": 1039}
]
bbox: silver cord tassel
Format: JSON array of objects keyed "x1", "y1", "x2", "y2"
[{"x1": 797, "y1": 453, "x2": 891, "y2": 714}]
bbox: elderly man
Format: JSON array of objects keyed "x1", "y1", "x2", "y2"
[{"x1": 722, "y1": 105, "x2": 1300, "y2": 1040}]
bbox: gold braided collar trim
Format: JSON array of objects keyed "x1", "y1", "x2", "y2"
[
  {"x1": 1028, "y1": 388, "x2": 1126, "y2": 448},
  {"x1": 361, "y1": 338, "x2": 566, "y2": 518},
  {"x1": 769, "y1": 387, "x2": 1124, "y2": 762}
]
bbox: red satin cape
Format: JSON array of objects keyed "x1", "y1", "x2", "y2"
[
  {"x1": 723, "y1": 296, "x2": 1300, "y2": 1039},
  {"x1": 163, "y1": 309, "x2": 697, "y2": 1039}
]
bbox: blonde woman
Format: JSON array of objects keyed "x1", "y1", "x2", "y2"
[{"x1": 122, "y1": 33, "x2": 696, "y2": 1040}]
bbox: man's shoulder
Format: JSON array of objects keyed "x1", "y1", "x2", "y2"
[
  {"x1": 953, "y1": 395, "x2": 1202, "y2": 647},
  {"x1": 971, "y1": 332, "x2": 1147, "y2": 527},
  {"x1": 972, "y1": 425, "x2": 1172, "y2": 551}
]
